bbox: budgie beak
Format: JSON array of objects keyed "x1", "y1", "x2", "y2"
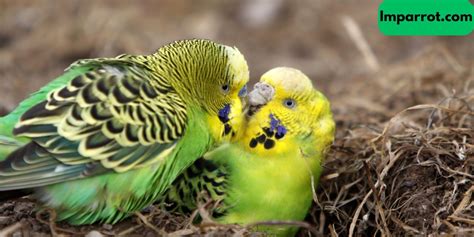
[{"x1": 247, "y1": 82, "x2": 275, "y2": 116}]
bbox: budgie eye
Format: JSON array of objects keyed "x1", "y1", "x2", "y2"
[
  {"x1": 283, "y1": 99, "x2": 296, "y2": 109},
  {"x1": 221, "y1": 83, "x2": 230, "y2": 94}
]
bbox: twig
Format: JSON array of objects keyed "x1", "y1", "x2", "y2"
[
  {"x1": 348, "y1": 190, "x2": 372, "y2": 237},
  {"x1": 116, "y1": 225, "x2": 141, "y2": 236},
  {"x1": 341, "y1": 15, "x2": 380, "y2": 72},
  {"x1": 328, "y1": 224, "x2": 338, "y2": 237},
  {"x1": 364, "y1": 162, "x2": 391, "y2": 236},
  {"x1": 196, "y1": 195, "x2": 214, "y2": 224},
  {"x1": 321, "y1": 172, "x2": 340, "y2": 180},
  {"x1": 134, "y1": 211, "x2": 167, "y2": 236},
  {"x1": 246, "y1": 220, "x2": 323, "y2": 237},
  {"x1": 333, "y1": 177, "x2": 363, "y2": 208},
  {"x1": 186, "y1": 208, "x2": 200, "y2": 228},
  {"x1": 0, "y1": 222, "x2": 23, "y2": 236},
  {"x1": 449, "y1": 185, "x2": 474, "y2": 218},
  {"x1": 35, "y1": 209, "x2": 80, "y2": 236},
  {"x1": 311, "y1": 173, "x2": 321, "y2": 208},
  {"x1": 319, "y1": 211, "x2": 326, "y2": 234},
  {"x1": 448, "y1": 216, "x2": 474, "y2": 225},
  {"x1": 390, "y1": 215, "x2": 421, "y2": 234},
  {"x1": 167, "y1": 229, "x2": 196, "y2": 236}
]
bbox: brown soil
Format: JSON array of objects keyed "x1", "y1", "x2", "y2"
[{"x1": 0, "y1": 0, "x2": 473, "y2": 236}]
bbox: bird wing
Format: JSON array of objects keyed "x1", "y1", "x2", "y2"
[{"x1": 0, "y1": 59, "x2": 187, "y2": 190}]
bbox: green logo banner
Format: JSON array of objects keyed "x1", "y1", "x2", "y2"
[{"x1": 378, "y1": 0, "x2": 474, "y2": 36}]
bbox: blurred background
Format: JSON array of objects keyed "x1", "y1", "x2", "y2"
[{"x1": 0, "y1": 0, "x2": 473, "y2": 112}]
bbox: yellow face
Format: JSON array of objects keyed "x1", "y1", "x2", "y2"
[
  {"x1": 207, "y1": 46, "x2": 249, "y2": 144},
  {"x1": 242, "y1": 67, "x2": 335, "y2": 158}
]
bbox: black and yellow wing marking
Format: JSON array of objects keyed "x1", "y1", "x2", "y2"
[
  {"x1": 0, "y1": 60, "x2": 187, "y2": 190},
  {"x1": 159, "y1": 158, "x2": 227, "y2": 215}
]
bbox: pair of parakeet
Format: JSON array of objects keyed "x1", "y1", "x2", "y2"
[{"x1": 0, "y1": 39, "x2": 335, "y2": 236}]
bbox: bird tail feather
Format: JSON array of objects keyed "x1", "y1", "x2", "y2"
[
  {"x1": 0, "y1": 135, "x2": 33, "y2": 200},
  {"x1": 0, "y1": 135, "x2": 24, "y2": 162}
]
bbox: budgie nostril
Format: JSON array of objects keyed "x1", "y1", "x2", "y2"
[{"x1": 257, "y1": 83, "x2": 272, "y2": 93}]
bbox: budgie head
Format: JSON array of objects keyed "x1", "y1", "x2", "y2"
[
  {"x1": 213, "y1": 67, "x2": 335, "y2": 234},
  {"x1": 155, "y1": 39, "x2": 249, "y2": 143},
  {"x1": 244, "y1": 67, "x2": 335, "y2": 160}
]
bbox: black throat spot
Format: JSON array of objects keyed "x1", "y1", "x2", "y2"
[{"x1": 248, "y1": 128, "x2": 278, "y2": 150}]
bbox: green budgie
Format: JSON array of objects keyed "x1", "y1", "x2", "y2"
[
  {"x1": 0, "y1": 39, "x2": 249, "y2": 225},
  {"x1": 161, "y1": 67, "x2": 335, "y2": 236}
]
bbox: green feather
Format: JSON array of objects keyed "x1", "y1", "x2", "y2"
[
  {"x1": 159, "y1": 67, "x2": 335, "y2": 237},
  {"x1": 0, "y1": 39, "x2": 249, "y2": 224},
  {"x1": 160, "y1": 143, "x2": 317, "y2": 236},
  {"x1": 0, "y1": 67, "x2": 91, "y2": 162},
  {"x1": 38, "y1": 107, "x2": 212, "y2": 224},
  {"x1": 0, "y1": 67, "x2": 91, "y2": 139}
]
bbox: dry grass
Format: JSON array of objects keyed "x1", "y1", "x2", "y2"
[{"x1": 307, "y1": 47, "x2": 474, "y2": 236}]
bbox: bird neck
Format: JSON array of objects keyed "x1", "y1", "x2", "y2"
[{"x1": 148, "y1": 107, "x2": 214, "y2": 198}]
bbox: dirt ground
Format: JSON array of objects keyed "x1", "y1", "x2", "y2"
[{"x1": 0, "y1": 0, "x2": 473, "y2": 236}]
